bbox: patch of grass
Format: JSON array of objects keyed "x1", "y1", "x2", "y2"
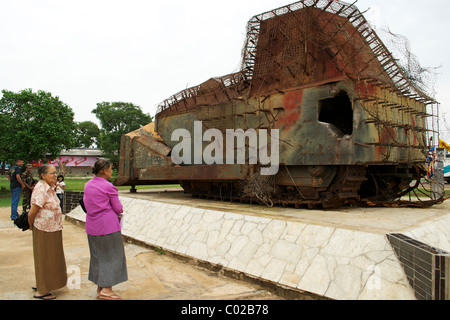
[
  {"x1": 0, "y1": 186, "x2": 22, "y2": 208},
  {"x1": 0, "y1": 196, "x2": 13, "y2": 208},
  {"x1": 154, "y1": 247, "x2": 165, "y2": 255},
  {"x1": 63, "y1": 178, "x2": 179, "y2": 191},
  {"x1": 0, "y1": 175, "x2": 180, "y2": 207},
  {"x1": 0, "y1": 179, "x2": 12, "y2": 207},
  {"x1": 65, "y1": 178, "x2": 91, "y2": 191},
  {"x1": 414, "y1": 188, "x2": 450, "y2": 198},
  {"x1": 0, "y1": 178, "x2": 10, "y2": 191}
]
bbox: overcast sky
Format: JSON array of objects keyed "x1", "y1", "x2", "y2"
[{"x1": 1, "y1": 0, "x2": 448, "y2": 132}]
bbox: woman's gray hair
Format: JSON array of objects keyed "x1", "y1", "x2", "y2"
[{"x1": 38, "y1": 164, "x2": 54, "y2": 180}]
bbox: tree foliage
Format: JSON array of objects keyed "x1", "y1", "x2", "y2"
[
  {"x1": 74, "y1": 121, "x2": 100, "y2": 148},
  {"x1": 92, "y1": 102, "x2": 152, "y2": 166},
  {"x1": 0, "y1": 89, "x2": 76, "y2": 164}
]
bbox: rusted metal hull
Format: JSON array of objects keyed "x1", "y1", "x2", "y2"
[
  {"x1": 116, "y1": 78, "x2": 435, "y2": 207},
  {"x1": 115, "y1": 0, "x2": 441, "y2": 208}
]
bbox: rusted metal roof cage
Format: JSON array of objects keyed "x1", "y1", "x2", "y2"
[
  {"x1": 156, "y1": 71, "x2": 248, "y2": 114},
  {"x1": 240, "y1": 0, "x2": 439, "y2": 140},
  {"x1": 240, "y1": 0, "x2": 435, "y2": 101},
  {"x1": 156, "y1": 0, "x2": 439, "y2": 144}
]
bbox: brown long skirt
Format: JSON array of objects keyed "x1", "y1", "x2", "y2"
[{"x1": 32, "y1": 228, "x2": 67, "y2": 293}]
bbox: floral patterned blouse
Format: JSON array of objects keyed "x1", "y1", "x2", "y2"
[{"x1": 31, "y1": 180, "x2": 63, "y2": 232}]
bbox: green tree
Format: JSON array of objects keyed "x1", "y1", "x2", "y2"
[
  {"x1": 92, "y1": 102, "x2": 152, "y2": 167},
  {"x1": 74, "y1": 121, "x2": 100, "y2": 148},
  {"x1": 0, "y1": 89, "x2": 76, "y2": 164}
]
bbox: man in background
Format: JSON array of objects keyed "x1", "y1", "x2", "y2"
[
  {"x1": 7, "y1": 159, "x2": 25, "y2": 220},
  {"x1": 21, "y1": 164, "x2": 34, "y2": 213}
]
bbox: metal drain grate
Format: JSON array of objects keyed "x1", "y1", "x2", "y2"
[{"x1": 387, "y1": 233, "x2": 449, "y2": 300}]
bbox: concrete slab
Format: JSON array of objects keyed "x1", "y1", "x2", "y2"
[{"x1": 119, "y1": 189, "x2": 450, "y2": 237}]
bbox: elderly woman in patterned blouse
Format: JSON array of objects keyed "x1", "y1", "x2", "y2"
[{"x1": 28, "y1": 164, "x2": 67, "y2": 300}]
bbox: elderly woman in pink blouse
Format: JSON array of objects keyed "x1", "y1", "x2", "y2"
[
  {"x1": 28, "y1": 164, "x2": 67, "y2": 300},
  {"x1": 83, "y1": 158, "x2": 127, "y2": 300}
]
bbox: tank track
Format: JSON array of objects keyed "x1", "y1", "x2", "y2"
[
  {"x1": 182, "y1": 165, "x2": 444, "y2": 209},
  {"x1": 183, "y1": 166, "x2": 368, "y2": 209}
]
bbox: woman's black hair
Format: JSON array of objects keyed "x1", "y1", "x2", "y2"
[{"x1": 92, "y1": 158, "x2": 111, "y2": 175}]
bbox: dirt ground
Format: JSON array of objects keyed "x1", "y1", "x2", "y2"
[{"x1": 0, "y1": 207, "x2": 283, "y2": 300}]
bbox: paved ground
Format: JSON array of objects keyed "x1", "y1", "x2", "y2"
[{"x1": 0, "y1": 207, "x2": 283, "y2": 300}]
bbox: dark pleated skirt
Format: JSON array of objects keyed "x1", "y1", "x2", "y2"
[
  {"x1": 87, "y1": 231, "x2": 128, "y2": 287},
  {"x1": 32, "y1": 228, "x2": 67, "y2": 293}
]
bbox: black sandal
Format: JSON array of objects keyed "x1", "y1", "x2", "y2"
[{"x1": 34, "y1": 293, "x2": 56, "y2": 300}]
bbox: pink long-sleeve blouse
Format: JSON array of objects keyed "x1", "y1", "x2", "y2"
[{"x1": 83, "y1": 176, "x2": 123, "y2": 236}]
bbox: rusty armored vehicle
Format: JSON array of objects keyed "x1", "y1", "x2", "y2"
[{"x1": 115, "y1": 0, "x2": 441, "y2": 208}]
